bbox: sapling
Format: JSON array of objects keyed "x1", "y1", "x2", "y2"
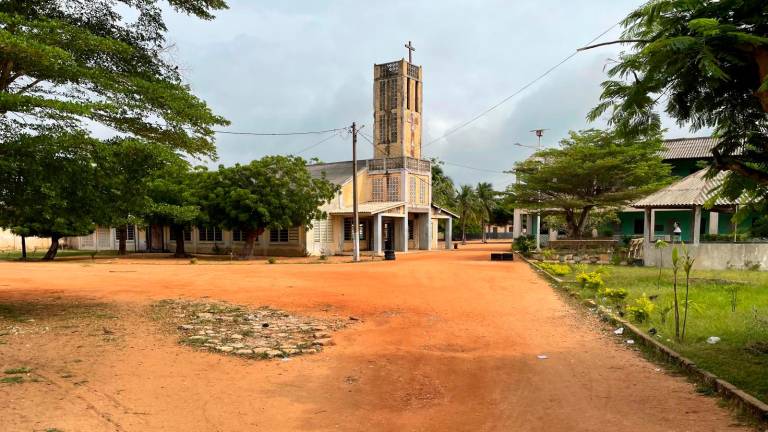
[
  {"x1": 680, "y1": 243, "x2": 695, "y2": 341},
  {"x1": 654, "y1": 239, "x2": 669, "y2": 290},
  {"x1": 671, "y1": 245, "x2": 681, "y2": 340}
]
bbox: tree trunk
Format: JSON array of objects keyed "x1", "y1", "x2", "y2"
[
  {"x1": 117, "y1": 226, "x2": 127, "y2": 255},
  {"x1": 481, "y1": 222, "x2": 487, "y2": 243},
  {"x1": 42, "y1": 234, "x2": 60, "y2": 261},
  {"x1": 241, "y1": 228, "x2": 258, "y2": 258},
  {"x1": 461, "y1": 220, "x2": 467, "y2": 245},
  {"x1": 173, "y1": 225, "x2": 186, "y2": 258},
  {"x1": 20, "y1": 235, "x2": 26, "y2": 260}
]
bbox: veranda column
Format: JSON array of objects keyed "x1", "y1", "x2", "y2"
[
  {"x1": 708, "y1": 211, "x2": 719, "y2": 235},
  {"x1": 403, "y1": 216, "x2": 409, "y2": 253},
  {"x1": 512, "y1": 208, "x2": 522, "y2": 238},
  {"x1": 692, "y1": 205, "x2": 702, "y2": 245},
  {"x1": 373, "y1": 214, "x2": 382, "y2": 255},
  {"x1": 650, "y1": 210, "x2": 656, "y2": 241},
  {"x1": 446, "y1": 217, "x2": 453, "y2": 250},
  {"x1": 643, "y1": 208, "x2": 652, "y2": 243}
]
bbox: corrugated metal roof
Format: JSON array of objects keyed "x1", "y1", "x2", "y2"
[
  {"x1": 307, "y1": 161, "x2": 366, "y2": 186},
  {"x1": 328, "y1": 202, "x2": 405, "y2": 215},
  {"x1": 660, "y1": 137, "x2": 720, "y2": 160},
  {"x1": 633, "y1": 169, "x2": 735, "y2": 208}
]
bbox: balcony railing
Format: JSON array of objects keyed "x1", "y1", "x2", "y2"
[{"x1": 367, "y1": 157, "x2": 431, "y2": 174}]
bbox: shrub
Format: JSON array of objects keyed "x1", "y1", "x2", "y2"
[
  {"x1": 576, "y1": 271, "x2": 605, "y2": 291},
  {"x1": 627, "y1": 293, "x2": 655, "y2": 323},
  {"x1": 513, "y1": 235, "x2": 536, "y2": 256},
  {"x1": 267, "y1": 257, "x2": 277, "y2": 264},
  {"x1": 541, "y1": 248, "x2": 557, "y2": 260},
  {"x1": 189, "y1": 257, "x2": 198, "y2": 265},
  {"x1": 600, "y1": 287, "x2": 628, "y2": 304},
  {"x1": 539, "y1": 263, "x2": 571, "y2": 276}
]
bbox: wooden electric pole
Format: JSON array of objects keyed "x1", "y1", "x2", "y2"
[{"x1": 351, "y1": 122, "x2": 360, "y2": 262}]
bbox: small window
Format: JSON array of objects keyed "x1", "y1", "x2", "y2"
[
  {"x1": 409, "y1": 179, "x2": 416, "y2": 203},
  {"x1": 232, "y1": 229, "x2": 249, "y2": 242},
  {"x1": 115, "y1": 225, "x2": 135, "y2": 241},
  {"x1": 408, "y1": 221, "x2": 414, "y2": 240},
  {"x1": 270, "y1": 228, "x2": 289, "y2": 243},
  {"x1": 420, "y1": 179, "x2": 427, "y2": 204},
  {"x1": 372, "y1": 177, "x2": 385, "y2": 202},
  {"x1": 414, "y1": 82, "x2": 419, "y2": 113},
  {"x1": 313, "y1": 219, "x2": 333, "y2": 243},
  {"x1": 198, "y1": 225, "x2": 222, "y2": 242},
  {"x1": 170, "y1": 227, "x2": 192, "y2": 242},
  {"x1": 388, "y1": 176, "x2": 400, "y2": 202},
  {"x1": 406, "y1": 78, "x2": 411, "y2": 110},
  {"x1": 343, "y1": 218, "x2": 366, "y2": 241}
]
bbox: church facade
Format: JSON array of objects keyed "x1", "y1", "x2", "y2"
[
  {"x1": 303, "y1": 57, "x2": 456, "y2": 256},
  {"x1": 62, "y1": 55, "x2": 456, "y2": 256}
]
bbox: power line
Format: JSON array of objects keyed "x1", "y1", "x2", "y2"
[
  {"x1": 294, "y1": 131, "x2": 345, "y2": 156},
  {"x1": 422, "y1": 18, "x2": 624, "y2": 150},
  {"x1": 211, "y1": 127, "x2": 347, "y2": 136},
  {"x1": 441, "y1": 161, "x2": 508, "y2": 174}
]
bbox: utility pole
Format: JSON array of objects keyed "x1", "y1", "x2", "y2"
[
  {"x1": 351, "y1": 122, "x2": 360, "y2": 262},
  {"x1": 531, "y1": 128, "x2": 547, "y2": 252}
]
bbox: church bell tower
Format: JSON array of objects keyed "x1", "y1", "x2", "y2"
[{"x1": 373, "y1": 42, "x2": 423, "y2": 160}]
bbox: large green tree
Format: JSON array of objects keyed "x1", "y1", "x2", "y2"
[
  {"x1": 475, "y1": 182, "x2": 497, "y2": 243},
  {"x1": 200, "y1": 156, "x2": 339, "y2": 258},
  {"x1": 0, "y1": 0, "x2": 229, "y2": 258},
  {"x1": 0, "y1": 133, "x2": 176, "y2": 259},
  {"x1": 430, "y1": 159, "x2": 457, "y2": 210},
  {"x1": 143, "y1": 162, "x2": 206, "y2": 257},
  {"x1": 510, "y1": 129, "x2": 672, "y2": 238},
  {"x1": 454, "y1": 185, "x2": 482, "y2": 244},
  {"x1": 588, "y1": 0, "x2": 768, "y2": 191}
]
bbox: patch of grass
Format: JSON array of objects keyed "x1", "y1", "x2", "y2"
[
  {"x1": 45, "y1": 428, "x2": 64, "y2": 432},
  {"x1": 0, "y1": 250, "x2": 117, "y2": 261},
  {"x1": 555, "y1": 264, "x2": 768, "y2": 404},
  {"x1": 0, "y1": 303, "x2": 26, "y2": 321},
  {"x1": 1, "y1": 376, "x2": 24, "y2": 384},
  {"x1": 4, "y1": 367, "x2": 31, "y2": 374}
]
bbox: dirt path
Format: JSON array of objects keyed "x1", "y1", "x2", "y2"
[{"x1": 0, "y1": 244, "x2": 748, "y2": 431}]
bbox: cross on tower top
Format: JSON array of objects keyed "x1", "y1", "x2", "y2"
[{"x1": 404, "y1": 41, "x2": 415, "y2": 63}]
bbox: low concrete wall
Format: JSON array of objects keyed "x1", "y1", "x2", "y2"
[{"x1": 644, "y1": 242, "x2": 768, "y2": 270}]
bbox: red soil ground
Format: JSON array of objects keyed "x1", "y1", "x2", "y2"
[{"x1": 0, "y1": 243, "x2": 749, "y2": 431}]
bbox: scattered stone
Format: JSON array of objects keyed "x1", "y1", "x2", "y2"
[
  {"x1": 348, "y1": 316, "x2": 360, "y2": 321},
  {"x1": 613, "y1": 327, "x2": 624, "y2": 335},
  {"x1": 536, "y1": 354, "x2": 548, "y2": 360},
  {"x1": 154, "y1": 300, "x2": 352, "y2": 361},
  {"x1": 648, "y1": 328, "x2": 657, "y2": 336},
  {"x1": 313, "y1": 338, "x2": 334, "y2": 346},
  {"x1": 625, "y1": 339, "x2": 635, "y2": 345},
  {"x1": 706, "y1": 336, "x2": 721, "y2": 345}
]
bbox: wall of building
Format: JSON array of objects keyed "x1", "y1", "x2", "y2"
[
  {"x1": 643, "y1": 242, "x2": 768, "y2": 270},
  {"x1": 0, "y1": 229, "x2": 51, "y2": 251}
]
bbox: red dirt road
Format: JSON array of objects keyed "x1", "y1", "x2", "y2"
[{"x1": 0, "y1": 244, "x2": 748, "y2": 431}]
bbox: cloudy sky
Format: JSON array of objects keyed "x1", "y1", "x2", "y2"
[{"x1": 162, "y1": 0, "x2": 697, "y2": 189}]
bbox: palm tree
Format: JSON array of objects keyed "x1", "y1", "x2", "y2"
[
  {"x1": 475, "y1": 182, "x2": 496, "y2": 243},
  {"x1": 455, "y1": 185, "x2": 481, "y2": 244}
]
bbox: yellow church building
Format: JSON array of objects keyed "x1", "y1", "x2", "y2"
[{"x1": 61, "y1": 55, "x2": 456, "y2": 256}]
